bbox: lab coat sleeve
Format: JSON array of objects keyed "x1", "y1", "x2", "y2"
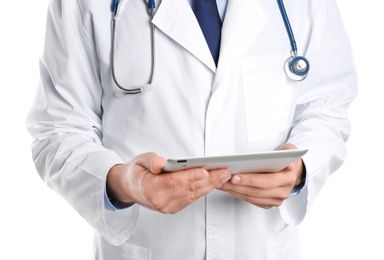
[
  {"x1": 26, "y1": 0, "x2": 138, "y2": 245},
  {"x1": 279, "y1": 0, "x2": 358, "y2": 225}
]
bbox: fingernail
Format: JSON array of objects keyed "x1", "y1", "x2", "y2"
[{"x1": 232, "y1": 175, "x2": 241, "y2": 184}]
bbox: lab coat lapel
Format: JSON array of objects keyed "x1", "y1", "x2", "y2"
[
  {"x1": 152, "y1": 0, "x2": 216, "y2": 72},
  {"x1": 213, "y1": 0, "x2": 268, "y2": 91}
]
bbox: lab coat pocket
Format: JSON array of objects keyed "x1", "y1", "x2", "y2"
[
  {"x1": 267, "y1": 225, "x2": 300, "y2": 260},
  {"x1": 241, "y1": 55, "x2": 295, "y2": 144}
]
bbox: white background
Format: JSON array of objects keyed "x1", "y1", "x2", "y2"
[{"x1": 0, "y1": 1, "x2": 383, "y2": 259}]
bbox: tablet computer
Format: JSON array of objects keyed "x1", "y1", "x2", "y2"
[{"x1": 162, "y1": 149, "x2": 308, "y2": 174}]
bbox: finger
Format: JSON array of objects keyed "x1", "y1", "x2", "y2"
[
  {"x1": 150, "y1": 189, "x2": 205, "y2": 214},
  {"x1": 284, "y1": 162, "x2": 294, "y2": 171},
  {"x1": 222, "y1": 182, "x2": 291, "y2": 199},
  {"x1": 223, "y1": 188, "x2": 288, "y2": 208},
  {"x1": 274, "y1": 143, "x2": 297, "y2": 151},
  {"x1": 230, "y1": 172, "x2": 295, "y2": 190},
  {"x1": 167, "y1": 168, "x2": 231, "y2": 191},
  {"x1": 273, "y1": 144, "x2": 301, "y2": 172},
  {"x1": 230, "y1": 173, "x2": 275, "y2": 189},
  {"x1": 155, "y1": 169, "x2": 230, "y2": 201},
  {"x1": 150, "y1": 156, "x2": 166, "y2": 174},
  {"x1": 147, "y1": 170, "x2": 215, "y2": 213},
  {"x1": 154, "y1": 168, "x2": 209, "y2": 191},
  {"x1": 185, "y1": 169, "x2": 231, "y2": 194},
  {"x1": 208, "y1": 169, "x2": 232, "y2": 187},
  {"x1": 135, "y1": 152, "x2": 165, "y2": 174}
]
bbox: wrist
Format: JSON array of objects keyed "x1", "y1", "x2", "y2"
[{"x1": 106, "y1": 164, "x2": 135, "y2": 205}]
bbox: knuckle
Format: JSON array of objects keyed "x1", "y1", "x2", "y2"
[
  {"x1": 275, "y1": 202, "x2": 283, "y2": 208},
  {"x1": 243, "y1": 196, "x2": 254, "y2": 204},
  {"x1": 272, "y1": 199, "x2": 284, "y2": 207},
  {"x1": 190, "y1": 192, "x2": 202, "y2": 202},
  {"x1": 153, "y1": 202, "x2": 176, "y2": 215},
  {"x1": 183, "y1": 183, "x2": 196, "y2": 193},
  {"x1": 165, "y1": 175, "x2": 178, "y2": 188},
  {"x1": 186, "y1": 192, "x2": 203, "y2": 204},
  {"x1": 281, "y1": 191, "x2": 290, "y2": 200},
  {"x1": 285, "y1": 172, "x2": 298, "y2": 186},
  {"x1": 289, "y1": 175, "x2": 298, "y2": 185},
  {"x1": 158, "y1": 207, "x2": 175, "y2": 214},
  {"x1": 248, "y1": 189, "x2": 261, "y2": 198},
  {"x1": 148, "y1": 195, "x2": 164, "y2": 210}
]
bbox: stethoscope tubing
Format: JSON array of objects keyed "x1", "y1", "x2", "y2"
[
  {"x1": 111, "y1": 1, "x2": 156, "y2": 94},
  {"x1": 277, "y1": 0, "x2": 297, "y2": 54},
  {"x1": 111, "y1": 0, "x2": 310, "y2": 95}
]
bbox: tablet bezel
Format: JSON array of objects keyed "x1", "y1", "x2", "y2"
[{"x1": 162, "y1": 149, "x2": 308, "y2": 174}]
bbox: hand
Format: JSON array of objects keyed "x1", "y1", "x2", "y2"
[
  {"x1": 220, "y1": 144, "x2": 305, "y2": 209},
  {"x1": 106, "y1": 152, "x2": 231, "y2": 214}
]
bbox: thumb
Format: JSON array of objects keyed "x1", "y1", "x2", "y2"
[
  {"x1": 275, "y1": 143, "x2": 297, "y2": 151},
  {"x1": 150, "y1": 156, "x2": 166, "y2": 174},
  {"x1": 136, "y1": 152, "x2": 165, "y2": 174}
]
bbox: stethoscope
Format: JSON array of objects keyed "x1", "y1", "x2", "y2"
[
  {"x1": 110, "y1": 0, "x2": 310, "y2": 95},
  {"x1": 111, "y1": 0, "x2": 156, "y2": 95},
  {"x1": 277, "y1": 0, "x2": 310, "y2": 81}
]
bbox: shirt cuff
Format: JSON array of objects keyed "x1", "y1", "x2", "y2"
[
  {"x1": 104, "y1": 188, "x2": 135, "y2": 211},
  {"x1": 290, "y1": 165, "x2": 307, "y2": 196}
]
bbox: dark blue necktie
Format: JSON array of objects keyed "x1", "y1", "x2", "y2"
[{"x1": 194, "y1": 0, "x2": 222, "y2": 66}]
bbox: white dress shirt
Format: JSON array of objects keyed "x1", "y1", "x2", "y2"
[{"x1": 188, "y1": 0, "x2": 228, "y2": 20}]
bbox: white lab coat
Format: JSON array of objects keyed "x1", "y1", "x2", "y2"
[{"x1": 27, "y1": 0, "x2": 357, "y2": 259}]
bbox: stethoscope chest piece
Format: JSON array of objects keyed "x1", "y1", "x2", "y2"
[{"x1": 284, "y1": 55, "x2": 310, "y2": 81}]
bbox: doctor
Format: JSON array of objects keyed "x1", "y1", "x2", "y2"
[{"x1": 27, "y1": 0, "x2": 357, "y2": 259}]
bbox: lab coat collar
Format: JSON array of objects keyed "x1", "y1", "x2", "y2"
[
  {"x1": 152, "y1": 0, "x2": 217, "y2": 72},
  {"x1": 152, "y1": 0, "x2": 268, "y2": 84}
]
